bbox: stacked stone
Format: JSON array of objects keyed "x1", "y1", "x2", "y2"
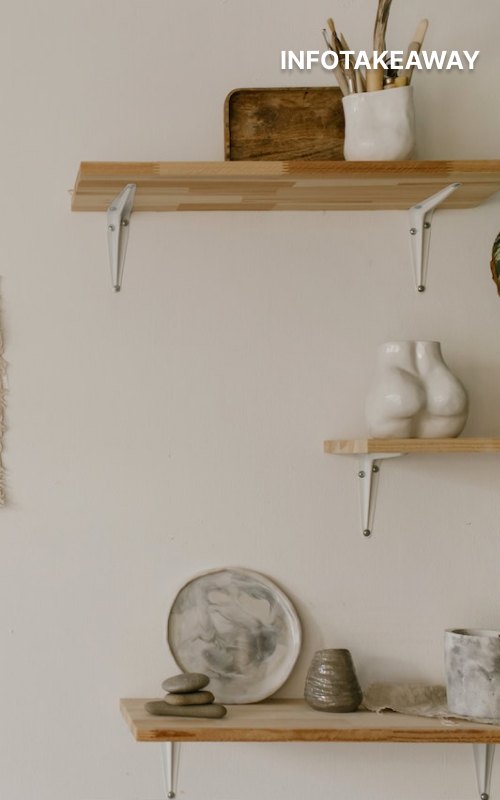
[{"x1": 145, "y1": 672, "x2": 227, "y2": 718}]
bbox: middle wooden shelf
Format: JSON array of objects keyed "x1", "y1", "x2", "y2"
[
  {"x1": 324, "y1": 438, "x2": 500, "y2": 537},
  {"x1": 324, "y1": 437, "x2": 500, "y2": 455}
]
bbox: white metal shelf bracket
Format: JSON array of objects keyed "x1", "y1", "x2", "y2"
[
  {"x1": 409, "y1": 182, "x2": 461, "y2": 293},
  {"x1": 474, "y1": 743, "x2": 495, "y2": 800},
  {"x1": 161, "y1": 741, "x2": 181, "y2": 799},
  {"x1": 107, "y1": 183, "x2": 136, "y2": 292},
  {"x1": 357, "y1": 453, "x2": 404, "y2": 538},
  {"x1": 152, "y1": 737, "x2": 496, "y2": 797}
]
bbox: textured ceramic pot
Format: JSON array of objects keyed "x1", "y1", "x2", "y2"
[
  {"x1": 445, "y1": 629, "x2": 500, "y2": 719},
  {"x1": 342, "y1": 86, "x2": 415, "y2": 161},
  {"x1": 304, "y1": 649, "x2": 362, "y2": 712},
  {"x1": 365, "y1": 341, "x2": 469, "y2": 438}
]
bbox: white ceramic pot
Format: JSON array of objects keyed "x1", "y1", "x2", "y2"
[
  {"x1": 445, "y1": 629, "x2": 500, "y2": 719},
  {"x1": 365, "y1": 341, "x2": 469, "y2": 438},
  {"x1": 342, "y1": 86, "x2": 415, "y2": 161}
]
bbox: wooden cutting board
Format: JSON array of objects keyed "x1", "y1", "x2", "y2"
[{"x1": 224, "y1": 87, "x2": 345, "y2": 161}]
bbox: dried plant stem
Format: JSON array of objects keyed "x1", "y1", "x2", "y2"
[{"x1": 373, "y1": 0, "x2": 393, "y2": 52}]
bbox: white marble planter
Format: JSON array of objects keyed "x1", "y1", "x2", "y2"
[{"x1": 445, "y1": 628, "x2": 500, "y2": 719}]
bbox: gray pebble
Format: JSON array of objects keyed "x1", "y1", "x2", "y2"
[
  {"x1": 145, "y1": 701, "x2": 227, "y2": 719},
  {"x1": 162, "y1": 673, "x2": 209, "y2": 693},
  {"x1": 164, "y1": 691, "x2": 214, "y2": 706}
]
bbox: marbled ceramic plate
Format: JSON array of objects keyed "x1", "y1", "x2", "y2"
[{"x1": 167, "y1": 567, "x2": 301, "y2": 704}]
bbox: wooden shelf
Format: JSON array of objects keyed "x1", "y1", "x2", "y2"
[
  {"x1": 72, "y1": 160, "x2": 500, "y2": 212},
  {"x1": 324, "y1": 438, "x2": 500, "y2": 536},
  {"x1": 324, "y1": 437, "x2": 500, "y2": 455},
  {"x1": 120, "y1": 698, "x2": 500, "y2": 743}
]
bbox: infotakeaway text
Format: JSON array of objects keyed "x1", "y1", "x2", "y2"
[{"x1": 281, "y1": 49, "x2": 480, "y2": 71}]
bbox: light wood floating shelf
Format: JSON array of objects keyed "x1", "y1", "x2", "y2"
[
  {"x1": 324, "y1": 437, "x2": 500, "y2": 455},
  {"x1": 72, "y1": 160, "x2": 500, "y2": 212},
  {"x1": 324, "y1": 438, "x2": 500, "y2": 537},
  {"x1": 120, "y1": 698, "x2": 500, "y2": 744}
]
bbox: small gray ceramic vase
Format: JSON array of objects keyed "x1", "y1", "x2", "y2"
[{"x1": 304, "y1": 649, "x2": 362, "y2": 712}]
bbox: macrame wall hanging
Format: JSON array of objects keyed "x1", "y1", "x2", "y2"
[{"x1": 0, "y1": 311, "x2": 5, "y2": 504}]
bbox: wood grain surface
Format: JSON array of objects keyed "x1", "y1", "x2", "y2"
[
  {"x1": 120, "y1": 698, "x2": 500, "y2": 743},
  {"x1": 71, "y1": 160, "x2": 500, "y2": 211},
  {"x1": 224, "y1": 87, "x2": 345, "y2": 161},
  {"x1": 323, "y1": 438, "x2": 500, "y2": 455}
]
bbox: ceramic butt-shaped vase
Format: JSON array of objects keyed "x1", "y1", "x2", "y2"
[
  {"x1": 304, "y1": 649, "x2": 362, "y2": 712},
  {"x1": 365, "y1": 341, "x2": 468, "y2": 438}
]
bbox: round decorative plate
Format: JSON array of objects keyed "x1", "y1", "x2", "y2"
[{"x1": 167, "y1": 567, "x2": 301, "y2": 704}]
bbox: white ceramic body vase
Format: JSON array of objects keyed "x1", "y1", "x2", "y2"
[
  {"x1": 342, "y1": 86, "x2": 415, "y2": 161},
  {"x1": 445, "y1": 629, "x2": 500, "y2": 719},
  {"x1": 365, "y1": 341, "x2": 468, "y2": 438}
]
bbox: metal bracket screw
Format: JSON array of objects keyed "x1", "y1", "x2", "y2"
[
  {"x1": 161, "y1": 741, "x2": 181, "y2": 800},
  {"x1": 408, "y1": 182, "x2": 461, "y2": 292},
  {"x1": 356, "y1": 453, "x2": 404, "y2": 538},
  {"x1": 106, "y1": 183, "x2": 136, "y2": 292},
  {"x1": 474, "y1": 743, "x2": 495, "y2": 800}
]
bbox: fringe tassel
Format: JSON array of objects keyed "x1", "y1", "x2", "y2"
[{"x1": 0, "y1": 321, "x2": 6, "y2": 504}]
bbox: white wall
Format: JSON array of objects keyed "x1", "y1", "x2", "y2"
[{"x1": 1, "y1": 1, "x2": 499, "y2": 798}]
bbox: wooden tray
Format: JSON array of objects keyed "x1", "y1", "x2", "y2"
[{"x1": 224, "y1": 87, "x2": 345, "y2": 161}]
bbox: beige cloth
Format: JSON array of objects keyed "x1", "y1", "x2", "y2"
[{"x1": 363, "y1": 683, "x2": 500, "y2": 725}]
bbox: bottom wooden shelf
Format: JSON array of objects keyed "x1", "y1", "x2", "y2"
[{"x1": 120, "y1": 698, "x2": 500, "y2": 744}]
